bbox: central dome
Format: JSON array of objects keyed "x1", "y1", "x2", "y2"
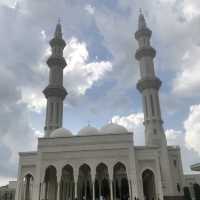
[
  {"x1": 78, "y1": 125, "x2": 99, "y2": 136},
  {"x1": 50, "y1": 128, "x2": 73, "y2": 138},
  {"x1": 100, "y1": 123, "x2": 128, "y2": 134}
]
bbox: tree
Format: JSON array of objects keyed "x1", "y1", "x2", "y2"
[
  {"x1": 193, "y1": 183, "x2": 200, "y2": 200},
  {"x1": 184, "y1": 187, "x2": 192, "y2": 200}
]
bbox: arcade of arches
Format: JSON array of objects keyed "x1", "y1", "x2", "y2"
[{"x1": 22, "y1": 163, "x2": 156, "y2": 200}]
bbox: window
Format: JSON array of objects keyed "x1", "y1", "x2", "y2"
[
  {"x1": 177, "y1": 183, "x2": 181, "y2": 192},
  {"x1": 50, "y1": 102, "x2": 53, "y2": 122},
  {"x1": 173, "y1": 160, "x2": 177, "y2": 167},
  {"x1": 150, "y1": 95, "x2": 155, "y2": 116},
  {"x1": 56, "y1": 103, "x2": 59, "y2": 123},
  {"x1": 145, "y1": 96, "x2": 148, "y2": 117}
]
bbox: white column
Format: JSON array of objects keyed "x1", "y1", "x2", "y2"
[
  {"x1": 74, "y1": 181, "x2": 78, "y2": 200},
  {"x1": 57, "y1": 181, "x2": 60, "y2": 200},
  {"x1": 110, "y1": 180, "x2": 113, "y2": 200},
  {"x1": 74, "y1": 166, "x2": 78, "y2": 200},
  {"x1": 92, "y1": 181, "x2": 95, "y2": 200}
]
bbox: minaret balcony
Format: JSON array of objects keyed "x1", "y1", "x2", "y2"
[
  {"x1": 47, "y1": 56, "x2": 67, "y2": 68},
  {"x1": 137, "y1": 77, "x2": 161, "y2": 92},
  {"x1": 135, "y1": 27, "x2": 152, "y2": 40},
  {"x1": 135, "y1": 46, "x2": 156, "y2": 60},
  {"x1": 50, "y1": 37, "x2": 66, "y2": 48},
  {"x1": 43, "y1": 85, "x2": 67, "y2": 99}
]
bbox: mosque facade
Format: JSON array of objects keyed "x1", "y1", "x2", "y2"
[{"x1": 15, "y1": 14, "x2": 187, "y2": 200}]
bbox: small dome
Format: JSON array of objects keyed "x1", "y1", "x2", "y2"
[
  {"x1": 78, "y1": 125, "x2": 99, "y2": 136},
  {"x1": 100, "y1": 123, "x2": 128, "y2": 134},
  {"x1": 50, "y1": 128, "x2": 73, "y2": 138}
]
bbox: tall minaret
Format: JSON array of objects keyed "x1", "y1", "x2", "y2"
[
  {"x1": 43, "y1": 21, "x2": 67, "y2": 137},
  {"x1": 135, "y1": 12, "x2": 173, "y2": 195},
  {"x1": 135, "y1": 12, "x2": 167, "y2": 147}
]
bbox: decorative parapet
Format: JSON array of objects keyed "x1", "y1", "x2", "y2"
[{"x1": 137, "y1": 77, "x2": 161, "y2": 92}]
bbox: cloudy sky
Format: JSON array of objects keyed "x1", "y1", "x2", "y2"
[{"x1": 1, "y1": 0, "x2": 200, "y2": 186}]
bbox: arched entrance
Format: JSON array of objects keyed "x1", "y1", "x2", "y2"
[
  {"x1": 78, "y1": 164, "x2": 92, "y2": 200},
  {"x1": 60, "y1": 165, "x2": 74, "y2": 200},
  {"x1": 44, "y1": 165, "x2": 57, "y2": 200},
  {"x1": 142, "y1": 169, "x2": 156, "y2": 200},
  {"x1": 113, "y1": 162, "x2": 129, "y2": 200},
  {"x1": 95, "y1": 163, "x2": 110, "y2": 200},
  {"x1": 22, "y1": 174, "x2": 34, "y2": 200}
]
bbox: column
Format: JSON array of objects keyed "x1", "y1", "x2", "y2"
[
  {"x1": 110, "y1": 180, "x2": 113, "y2": 200},
  {"x1": 74, "y1": 167, "x2": 78, "y2": 200},
  {"x1": 92, "y1": 181, "x2": 95, "y2": 200},
  {"x1": 38, "y1": 183, "x2": 41, "y2": 200},
  {"x1": 74, "y1": 181, "x2": 78, "y2": 200},
  {"x1": 57, "y1": 181, "x2": 60, "y2": 200}
]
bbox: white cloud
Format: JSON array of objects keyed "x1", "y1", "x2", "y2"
[
  {"x1": 111, "y1": 113, "x2": 145, "y2": 144},
  {"x1": 64, "y1": 37, "x2": 112, "y2": 95},
  {"x1": 185, "y1": 104, "x2": 200, "y2": 155},
  {"x1": 84, "y1": 4, "x2": 95, "y2": 15},
  {"x1": 111, "y1": 113, "x2": 144, "y2": 131},
  {"x1": 172, "y1": 46, "x2": 200, "y2": 97},
  {"x1": 20, "y1": 87, "x2": 46, "y2": 113},
  {"x1": 0, "y1": 0, "x2": 17, "y2": 8},
  {"x1": 165, "y1": 129, "x2": 183, "y2": 145},
  {"x1": 182, "y1": 0, "x2": 200, "y2": 21}
]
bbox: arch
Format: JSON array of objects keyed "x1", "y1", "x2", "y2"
[
  {"x1": 44, "y1": 165, "x2": 57, "y2": 200},
  {"x1": 193, "y1": 183, "x2": 200, "y2": 200},
  {"x1": 183, "y1": 186, "x2": 192, "y2": 200},
  {"x1": 113, "y1": 162, "x2": 129, "y2": 200},
  {"x1": 95, "y1": 163, "x2": 110, "y2": 200},
  {"x1": 22, "y1": 173, "x2": 34, "y2": 200},
  {"x1": 60, "y1": 164, "x2": 74, "y2": 200},
  {"x1": 78, "y1": 164, "x2": 92, "y2": 200},
  {"x1": 142, "y1": 169, "x2": 156, "y2": 200}
]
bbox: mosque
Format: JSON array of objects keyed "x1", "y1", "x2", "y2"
[{"x1": 15, "y1": 13, "x2": 187, "y2": 200}]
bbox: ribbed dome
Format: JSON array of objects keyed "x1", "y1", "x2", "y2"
[
  {"x1": 78, "y1": 125, "x2": 99, "y2": 136},
  {"x1": 100, "y1": 123, "x2": 128, "y2": 134},
  {"x1": 50, "y1": 128, "x2": 73, "y2": 138}
]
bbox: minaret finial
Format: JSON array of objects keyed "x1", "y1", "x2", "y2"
[
  {"x1": 54, "y1": 19, "x2": 62, "y2": 39},
  {"x1": 58, "y1": 17, "x2": 61, "y2": 24},
  {"x1": 138, "y1": 9, "x2": 147, "y2": 30}
]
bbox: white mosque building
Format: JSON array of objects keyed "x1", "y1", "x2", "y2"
[{"x1": 15, "y1": 14, "x2": 186, "y2": 200}]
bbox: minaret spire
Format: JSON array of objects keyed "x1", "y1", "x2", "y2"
[
  {"x1": 135, "y1": 13, "x2": 173, "y2": 195},
  {"x1": 43, "y1": 22, "x2": 67, "y2": 137},
  {"x1": 138, "y1": 10, "x2": 147, "y2": 30}
]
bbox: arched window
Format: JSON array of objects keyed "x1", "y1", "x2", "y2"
[
  {"x1": 113, "y1": 162, "x2": 129, "y2": 200},
  {"x1": 60, "y1": 165, "x2": 74, "y2": 200},
  {"x1": 183, "y1": 186, "x2": 192, "y2": 200},
  {"x1": 142, "y1": 169, "x2": 156, "y2": 200},
  {"x1": 96, "y1": 163, "x2": 110, "y2": 200},
  {"x1": 22, "y1": 174, "x2": 34, "y2": 200},
  {"x1": 44, "y1": 165, "x2": 57, "y2": 200},
  {"x1": 78, "y1": 164, "x2": 92, "y2": 200},
  {"x1": 193, "y1": 183, "x2": 200, "y2": 200}
]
